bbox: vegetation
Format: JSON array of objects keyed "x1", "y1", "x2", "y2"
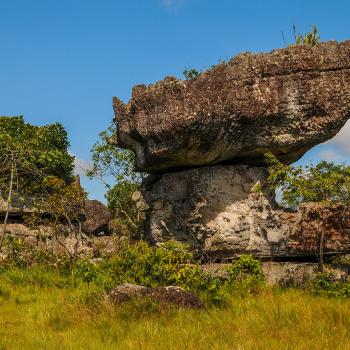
[
  {"x1": 264, "y1": 153, "x2": 350, "y2": 209},
  {"x1": 0, "y1": 116, "x2": 74, "y2": 182},
  {"x1": 293, "y1": 25, "x2": 321, "y2": 47},
  {"x1": 183, "y1": 68, "x2": 202, "y2": 79},
  {"x1": 87, "y1": 122, "x2": 143, "y2": 237},
  {"x1": 313, "y1": 272, "x2": 350, "y2": 298},
  {"x1": 0, "y1": 116, "x2": 76, "y2": 250},
  {"x1": 0, "y1": 249, "x2": 350, "y2": 349},
  {"x1": 263, "y1": 153, "x2": 350, "y2": 270}
]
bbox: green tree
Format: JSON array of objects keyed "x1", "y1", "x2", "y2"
[
  {"x1": 264, "y1": 153, "x2": 350, "y2": 209},
  {"x1": 263, "y1": 153, "x2": 350, "y2": 270},
  {"x1": 0, "y1": 116, "x2": 75, "y2": 249},
  {"x1": 0, "y1": 116, "x2": 74, "y2": 182},
  {"x1": 87, "y1": 122, "x2": 144, "y2": 236}
]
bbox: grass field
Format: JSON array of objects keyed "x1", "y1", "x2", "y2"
[{"x1": 1, "y1": 267, "x2": 350, "y2": 350}]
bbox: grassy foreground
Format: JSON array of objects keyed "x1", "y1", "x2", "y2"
[{"x1": 1, "y1": 273, "x2": 350, "y2": 350}]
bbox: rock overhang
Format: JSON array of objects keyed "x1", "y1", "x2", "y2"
[{"x1": 113, "y1": 40, "x2": 350, "y2": 173}]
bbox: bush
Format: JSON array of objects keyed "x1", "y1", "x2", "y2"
[
  {"x1": 183, "y1": 68, "x2": 201, "y2": 79},
  {"x1": 226, "y1": 255, "x2": 265, "y2": 295},
  {"x1": 292, "y1": 25, "x2": 320, "y2": 47},
  {"x1": 0, "y1": 241, "x2": 224, "y2": 305},
  {"x1": 312, "y1": 272, "x2": 350, "y2": 298},
  {"x1": 96, "y1": 241, "x2": 224, "y2": 304}
]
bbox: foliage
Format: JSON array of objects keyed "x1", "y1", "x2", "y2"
[
  {"x1": 227, "y1": 255, "x2": 265, "y2": 295},
  {"x1": 312, "y1": 272, "x2": 350, "y2": 298},
  {"x1": 88, "y1": 122, "x2": 143, "y2": 236},
  {"x1": 264, "y1": 153, "x2": 350, "y2": 209},
  {"x1": 292, "y1": 25, "x2": 321, "y2": 47},
  {"x1": 183, "y1": 68, "x2": 201, "y2": 79},
  {"x1": 95, "y1": 241, "x2": 223, "y2": 304},
  {"x1": 227, "y1": 254, "x2": 264, "y2": 281},
  {"x1": 72, "y1": 259, "x2": 98, "y2": 288},
  {"x1": 0, "y1": 116, "x2": 74, "y2": 182},
  {"x1": 1, "y1": 278, "x2": 350, "y2": 349},
  {"x1": 0, "y1": 240, "x2": 223, "y2": 304},
  {"x1": 27, "y1": 176, "x2": 87, "y2": 261}
]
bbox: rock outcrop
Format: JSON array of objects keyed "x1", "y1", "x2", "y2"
[
  {"x1": 0, "y1": 197, "x2": 111, "y2": 236},
  {"x1": 142, "y1": 165, "x2": 350, "y2": 260},
  {"x1": 114, "y1": 40, "x2": 350, "y2": 172},
  {"x1": 202, "y1": 262, "x2": 350, "y2": 285},
  {"x1": 82, "y1": 200, "x2": 112, "y2": 235},
  {"x1": 109, "y1": 283, "x2": 203, "y2": 308}
]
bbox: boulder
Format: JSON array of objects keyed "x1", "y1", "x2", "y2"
[
  {"x1": 114, "y1": 40, "x2": 350, "y2": 172},
  {"x1": 82, "y1": 200, "x2": 112, "y2": 235},
  {"x1": 108, "y1": 283, "x2": 203, "y2": 308},
  {"x1": 142, "y1": 164, "x2": 350, "y2": 260}
]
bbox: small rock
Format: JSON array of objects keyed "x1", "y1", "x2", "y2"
[{"x1": 108, "y1": 283, "x2": 203, "y2": 308}]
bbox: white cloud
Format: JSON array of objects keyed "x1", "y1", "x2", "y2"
[
  {"x1": 69, "y1": 152, "x2": 92, "y2": 177},
  {"x1": 317, "y1": 149, "x2": 342, "y2": 162},
  {"x1": 327, "y1": 120, "x2": 350, "y2": 155},
  {"x1": 73, "y1": 157, "x2": 92, "y2": 177}
]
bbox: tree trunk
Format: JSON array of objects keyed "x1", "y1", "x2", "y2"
[
  {"x1": 0, "y1": 154, "x2": 15, "y2": 250},
  {"x1": 318, "y1": 230, "x2": 325, "y2": 272}
]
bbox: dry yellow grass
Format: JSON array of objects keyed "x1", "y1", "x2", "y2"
[{"x1": 0, "y1": 276, "x2": 350, "y2": 350}]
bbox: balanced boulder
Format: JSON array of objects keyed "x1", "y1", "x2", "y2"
[{"x1": 114, "y1": 41, "x2": 350, "y2": 172}]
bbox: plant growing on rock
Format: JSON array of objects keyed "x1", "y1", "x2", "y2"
[
  {"x1": 292, "y1": 25, "x2": 321, "y2": 47},
  {"x1": 183, "y1": 68, "x2": 201, "y2": 79}
]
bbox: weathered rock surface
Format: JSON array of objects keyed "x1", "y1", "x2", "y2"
[
  {"x1": 114, "y1": 40, "x2": 350, "y2": 172},
  {"x1": 142, "y1": 164, "x2": 350, "y2": 260},
  {"x1": 202, "y1": 262, "x2": 350, "y2": 285},
  {"x1": 82, "y1": 200, "x2": 112, "y2": 235},
  {"x1": 0, "y1": 223, "x2": 94, "y2": 257},
  {"x1": 109, "y1": 283, "x2": 203, "y2": 308}
]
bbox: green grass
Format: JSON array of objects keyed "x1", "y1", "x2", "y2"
[{"x1": 0, "y1": 269, "x2": 350, "y2": 350}]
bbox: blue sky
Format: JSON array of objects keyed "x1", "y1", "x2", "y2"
[{"x1": 1, "y1": 0, "x2": 349, "y2": 201}]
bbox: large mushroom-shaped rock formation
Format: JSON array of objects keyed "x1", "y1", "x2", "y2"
[{"x1": 113, "y1": 41, "x2": 350, "y2": 260}]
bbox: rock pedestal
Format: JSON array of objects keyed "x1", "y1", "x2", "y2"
[{"x1": 142, "y1": 164, "x2": 350, "y2": 260}]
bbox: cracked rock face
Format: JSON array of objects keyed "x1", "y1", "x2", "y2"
[
  {"x1": 142, "y1": 165, "x2": 350, "y2": 260},
  {"x1": 114, "y1": 40, "x2": 350, "y2": 172}
]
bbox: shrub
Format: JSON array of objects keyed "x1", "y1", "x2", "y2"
[
  {"x1": 226, "y1": 255, "x2": 265, "y2": 295},
  {"x1": 87, "y1": 122, "x2": 143, "y2": 238},
  {"x1": 293, "y1": 25, "x2": 320, "y2": 47},
  {"x1": 312, "y1": 272, "x2": 350, "y2": 298},
  {"x1": 95, "y1": 241, "x2": 223, "y2": 304},
  {"x1": 183, "y1": 68, "x2": 201, "y2": 79}
]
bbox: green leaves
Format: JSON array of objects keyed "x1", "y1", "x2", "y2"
[
  {"x1": 264, "y1": 153, "x2": 350, "y2": 208},
  {"x1": 0, "y1": 116, "x2": 74, "y2": 183},
  {"x1": 88, "y1": 122, "x2": 144, "y2": 235},
  {"x1": 183, "y1": 68, "x2": 201, "y2": 79},
  {"x1": 292, "y1": 25, "x2": 321, "y2": 47}
]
